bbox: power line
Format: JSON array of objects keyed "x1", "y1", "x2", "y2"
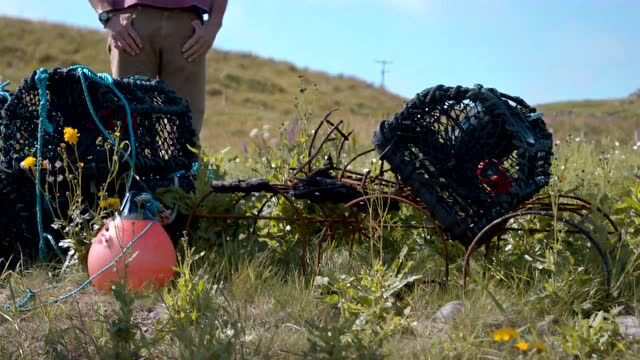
[{"x1": 375, "y1": 60, "x2": 392, "y2": 89}]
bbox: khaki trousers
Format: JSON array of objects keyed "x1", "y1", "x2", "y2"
[{"x1": 108, "y1": 5, "x2": 206, "y2": 144}]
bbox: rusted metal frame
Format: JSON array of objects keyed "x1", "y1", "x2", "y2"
[
  {"x1": 323, "y1": 117, "x2": 351, "y2": 141},
  {"x1": 315, "y1": 226, "x2": 330, "y2": 274},
  {"x1": 349, "y1": 212, "x2": 368, "y2": 256},
  {"x1": 371, "y1": 161, "x2": 395, "y2": 184},
  {"x1": 307, "y1": 110, "x2": 339, "y2": 162},
  {"x1": 193, "y1": 213, "x2": 356, "y2": 223},
  {"x1": 462, "y1": 210, "x2": 612, "y2": 290},
  {"x1": 248, "y1": 194, "x2": 279, "y2": 244},
  {"x1": 187, "y1": 186, "x2": 284, "y2": 231},
  {"x1": 339, "y1": 170, "x2": 399, "y2": 188},
  {"x1": 359, "y1": 170, "x2": 372, "y2": 191},
  {"x1": 503, "y1": 227, "x2": 618, "y2": 236},
  {"x1": 291, "y1": 119, "x2": 346, "y2": 179},
  {"x1": 307, "y1": 111, "x2": 350, "y2": 164},
  {"x1": 314, "y1": 203, "x2": 337, "y2": 273},
  {"x1": 336, "y1": 130, "x2": 354, "y2": 161},
  {"x1": 338, "y1": 148, "x2": 377, "y2": 181},
  {"x1": 519, "y1": 194, "x2": 621, "y2": 248},
  {"x1": 186, "y1": 185, "x2": 315, "y2": 274},
  {"x1": 344, "y1": 194, "x2": 450, "y2": 284}
]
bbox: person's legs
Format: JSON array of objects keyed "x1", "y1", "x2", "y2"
[
  {"x1": 158, "y1": 9, "x2": 207, "y2": 145},
  {"x1": 109, "y1": 6, "x2": 161, "y2": 79}
]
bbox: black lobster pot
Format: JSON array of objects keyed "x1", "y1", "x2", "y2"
[
  {"x1": 372, "y1": 84, "x2": 553, "y2": 246},
  {"x1": 0, "y1": 67, "x2": 198, "y2": 263}
]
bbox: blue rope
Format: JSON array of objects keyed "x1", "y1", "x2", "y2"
[
  {"x1": 2, "y1": 289, "x2": 33, "y2": 312},
  {"x1": 34, "y1": 69, "x2": 62, "y2": 262},
  {"x1": 69, "y1": 65, "x2": 137, "y2": 191},
  {"x1": 0, "y1": 81, "x2": 10, "y2": 102},
  {"x1": 2, "y1": 221, "x2": 156, "y2": 313},
  {"x1": 139, "y1": 195, "x2": 163, "y2": 216}
]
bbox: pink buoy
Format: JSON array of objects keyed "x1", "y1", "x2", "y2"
[{"x1": 87, "y1": 193, "x2": 176, "y2": 292}]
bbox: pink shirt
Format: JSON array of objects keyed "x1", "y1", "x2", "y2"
[{"x1": 110, "y1": 0, "x2": 211, "y2": 12}]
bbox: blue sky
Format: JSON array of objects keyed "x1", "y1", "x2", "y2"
[{"x1": 1, "y1": 0, "x2": 638, "y2": 105}]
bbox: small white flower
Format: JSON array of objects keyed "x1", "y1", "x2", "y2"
[
  {"x1": 58, "y1": 239, "x2": 74, "y2": 248},
  {"x1": 47, "y1": 175, "x2": 55, "y2": 182},
  {"x1": 615, "y1": 141, "x2": 620, "y2": 147},
  {"x1": 249, "y1": 128, "x2": 260, "y2": 139},
  {"x1": 57, "y1": 175, "x2": 63, "y2": 182},
  {"x1": 54, "y1": 160, "x2": 63, "y2": 169},
  {"x1": 262, "y1": 124, "x2": 272, "y2": 131},
  {"x1": 263, "y1": 132, "x2": 270, "y2": 140},
  {"x1": 314, "y1": 276, "x2": 329, "y2": 286},
  {"x1": 224, "y1": 327, "x2": 236, "y2": 338}
]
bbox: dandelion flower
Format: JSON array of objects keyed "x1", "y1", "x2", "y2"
[
  {"x1": 20, "y1": 156, "x2": 37, "y2": 170},
  {"x1": 100, "y1": 197, "x2": 121, "y2": 210},
  {"x1": 534, "y1": 341, "x2": 547, "y2": 352},
  {"x1": 515, "y1": 341, "x2": 530, "y2": 352},
  {"x1": 63, "y1": 127, "x2": 80, "y2": 144},
  {"x1": 491, "y1": 327, "x2": 518, "y2": 342}
]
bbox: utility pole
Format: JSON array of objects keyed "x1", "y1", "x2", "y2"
[{"x1": 375, "y1": 60, "x2": 392, "y2": 89}]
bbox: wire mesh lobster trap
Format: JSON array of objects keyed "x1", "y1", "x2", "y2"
[
  {"x1": 372, "y1": 84, "x2": 553, "y2": 246},
  {"x1": 1, "y1": 67, "x2": 197, "y2": 176},
  {"x1": 0, "y1": 67, "x2": 198, "y2": 263}
]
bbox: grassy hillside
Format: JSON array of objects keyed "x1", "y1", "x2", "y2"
[
  {"x1": 539, "y1": 97, "x2": 640, "y2": 143},
  {"x1": 1, "y1": 17, "x2": 638, "y2": 150},
  {"x1": 0, "y1": 17, "x2": 405, "y2": 150}
]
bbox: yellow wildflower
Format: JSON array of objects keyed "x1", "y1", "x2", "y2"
[
  {"x1": 534, "y1": 341, "x2": 547, "y2": 352},
  {"x1": 63, "y1": 127, "x2": 80, "y2": 144},
  {"x1": 20, "y1": 156, "x2": 37, "y2": 170},
  {"x1": 491, "y1": 327, "x2": 518, "y2": 342},
  {"x1": 100, "y1": 197, "x2": 121, "y2": 210},
  {"x1": 515, "y1": 341, "x2": 530, "y2": 352}
]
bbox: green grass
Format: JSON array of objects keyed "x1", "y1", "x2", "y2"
[
  {"x1": 2, "y1": 16, "x2": 640, "y2": 359},
  {"x1": 2, "y1": 132, "x2": 640, "y2": 358}
]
